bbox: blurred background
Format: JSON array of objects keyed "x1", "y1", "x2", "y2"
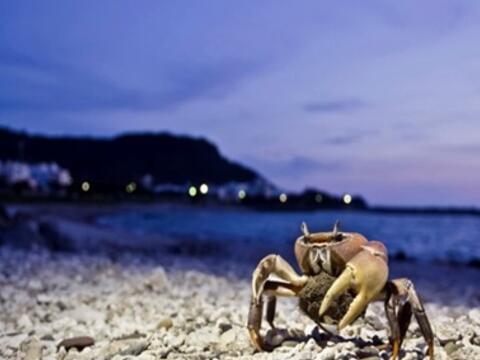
[{"x1": 1, "y1": 1, "x2": 480, "y2": 294}]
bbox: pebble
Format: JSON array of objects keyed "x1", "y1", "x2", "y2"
[
  {"x1": 20, "y1": 337, "x2": 43, "y2": 360},
  {"x1": 17, "y1": 314, "x2": 33, "y2": 329},
  {"x1": 220, "y1": 328, "x2": 237, "y2": 346},
  {"x1": 468, "y1": 308, "x2": 480, "y2": 325},
  {"x1": 156, "y1": 318, "x2": 173, "y2": 330},
  {"x1": 57, "y1": 336, "x2": 95, "y2": 351}
]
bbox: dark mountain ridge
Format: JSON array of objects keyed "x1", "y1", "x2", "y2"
[{"x1": 0, "y1": 127, "x2": 259, "y2": 189}]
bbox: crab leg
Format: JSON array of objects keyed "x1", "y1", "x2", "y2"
[
  {"x1": 318, "y1": 241, "x2": 389, "y2": 330},
  {"x1": 248, "y1": 280, "x2": 301, "y2": 351},
  {"x1": 386, "y1": 278, "x2": 434, "y2": 359},
  {"x1": 252, "y1": 254, "x2": 307, "y2": 304},
  {"x1": 249, "y1": 254, "x2": 307, "y2": 351}
]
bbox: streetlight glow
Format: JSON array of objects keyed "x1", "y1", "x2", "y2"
[
  {"x1": 343, "y1": 193, "x2": 352, "y2": 205},
  {"x1": 279, "y1": 193, "x2": 288, "y2": 203},
  {"x1": 238, "y1": 189, "x2": 246, "y2": 200},
  {"x1": 188, "y1": 186, "x2": 197, "y2": 197},
  {"x1": 81, "y1": 181, "x2": 90, "y2": 192},
  {"x1": 126, "y1": 182, "x2": 137, "y2": 193},
  {"x1": 199, "y1": 183, "x2": 209, "y2": 194}
]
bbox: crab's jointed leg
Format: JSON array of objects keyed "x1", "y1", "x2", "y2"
[
  {"x1": 248, "y1": 280, "x2": 302, "y2": 351},
  {"x1": 318, "y1": 241, "x2": 389, "y2": 330},
  {"x1": 248, "y1": 254, "x2": 307, "y2": 351},
  {"x1": 251, "y1": 254, "x2": 307, "y2": 303},
  {"x1": 385, "y1": 278, "x2": 434, "y2": 360}
]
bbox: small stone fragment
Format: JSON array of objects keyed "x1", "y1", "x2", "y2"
[
  {"x1": 17, "y1": 314, "x2": 33, "y2": 329},
  {"x1": 119, "y1": 339, "x2": 150, "y2": 356},
  {"x1": 20, "y1": 337, "x2": 42, "y2": 360},
  {"x1": 157, "y1": 318, "x2": 173, "y2": 330},
  {"x1": 219, "y1": 328, "x2": 237, "y2": 346},
  {"x1": 57, "y1": 336, "x2": 95, "y2": 352},
  {"x1": 356, "y1": 345, "x2": 380, "y2": 358}
]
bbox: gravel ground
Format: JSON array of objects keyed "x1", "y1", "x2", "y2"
[{"x1": 1, "y1": 248, "x2": 480, "y2": 360}]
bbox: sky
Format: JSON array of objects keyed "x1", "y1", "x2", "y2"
[{"x1": 1, "y1": 1, "x2": 480, "y2": 206}]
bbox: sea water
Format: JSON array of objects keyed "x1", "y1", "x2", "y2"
[{"x1": 97, "y1": 206, "x2": 480, "y2": 267}]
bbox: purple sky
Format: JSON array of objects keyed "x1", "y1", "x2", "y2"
[{"x1": 1, "y1": 1, "x2": 480, "y2": 206}]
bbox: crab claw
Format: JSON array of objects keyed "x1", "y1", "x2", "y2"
[{"x1": 319, "y1": 241, "x2": 389, "y2": 330}]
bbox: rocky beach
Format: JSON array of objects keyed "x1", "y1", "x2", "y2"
[{"x1": 1, "y1": 204, "x2": 479, "y2": 360}]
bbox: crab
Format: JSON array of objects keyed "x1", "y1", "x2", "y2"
[{"x1": 247, "y1": 222, "x2": 434, "y2": 359}]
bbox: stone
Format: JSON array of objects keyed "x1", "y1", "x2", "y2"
[
  {"x1": 119, "y1": 339, "x2": 150, "y2": 356},
  {"x1": 444, "y1": 341, "x2": 463, "y2": 355},
  {"x1": 57, "y1": 336, "x2": 95, "y2": 351},
  {"x1": 20, "y1": 337, "x2": 43, "y2": 360},
  {"x1": 219, "y1": 328, "x2": 237, "y2": 346},
  {"x1": 356, "y1": 345, "x2": 379, "y2": 358},
  {"x1": 436, "y1": 320, "x2": 462, "y2": 345},
  {"x1": 17, "y1": 314, "x2": 33, "y2": 329},
  {"x1": 157, "y1": 318, "x2": 173, "y2": 330},
  {"x1": 468, "y1": 309, "x2": 480, "y2": 325},
  {"x1": 316, "y1": 346, "x2": 336, "y2": 360},
  {"x1": 186, "y1": 328, "x2": 217, "y2": 348},
  {"x1": 144, "y1": 267, "x2": 169, "y2": 292}
]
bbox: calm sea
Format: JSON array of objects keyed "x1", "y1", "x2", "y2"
[{"x1": 97, "y1": 206, "x2": 480, "y2": 267}]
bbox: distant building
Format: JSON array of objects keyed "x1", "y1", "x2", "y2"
[{"x1": 0, "y1": 160, "x2": 72, "y2": 192}]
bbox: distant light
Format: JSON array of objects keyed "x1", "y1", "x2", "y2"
[
  {"x1": 343, "y1": 193, "x2": 352, "y2": 205},
  {"x1": 126, "y1": 182, "x2": 137, "y2": 193},
  {"x1": 315, "y1": 194, "x2": 323, "y2": 203},
  {"x1": 81, "y1": 181, "x2": 90, "y2": 192},
  {"x1": 238, "y1": 189, "x2": 246, "y2": 200},
  {"x1": 188, "y1": 186, "x2": 197, "y2": 197},
  {"x1": 279, "y1": 193, "x2": 288, "y2": 203},
  {"x1": 199, "y1": 183, "x2": 209, "y2": 194}
]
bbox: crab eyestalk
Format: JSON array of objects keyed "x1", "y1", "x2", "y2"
[{"x1": 301, "y1": 222, "x2": 310, "y2": 238}]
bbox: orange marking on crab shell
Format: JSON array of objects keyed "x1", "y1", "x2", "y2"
[
  {"x1": 362, "y1": 240, "x2": 388, "y2": 262},
  {"x1": 329, "y1": 232, "x2": 369, "y2": 266}
]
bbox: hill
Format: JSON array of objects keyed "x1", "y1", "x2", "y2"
[{"x1": 0, "y1": 127, "x2": 259, "y2": 190}]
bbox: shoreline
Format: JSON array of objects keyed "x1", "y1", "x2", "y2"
[
  {"x1": 3, "y1": 203, "x2": 480, "y2": 303},
  {"x1": 1, "y1": 203, "x2": 479, "y2": 359}
]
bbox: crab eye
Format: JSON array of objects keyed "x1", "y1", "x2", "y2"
[{"x1": 333, "y1": 233, "x2": 344, "y2": 241}]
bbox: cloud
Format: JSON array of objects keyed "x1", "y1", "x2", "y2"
[
  {"x1": 324, "y1": 134, "x2": 365, "y2": 145},
  {"x1": 246, "y1": 155, "x2": 346, "y2": 179},
  {"x1": 0, "y1": 49, "x2": 264, "y2": 113},
  {"x1": 303, "y1": 98, "x2": 366, "y2": 113}
]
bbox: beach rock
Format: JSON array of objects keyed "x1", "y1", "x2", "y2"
[
  {"x1": 356, "y1": 345, "x2": 379, "y2": 358},
  {"x1": 444, "y1": 341, "x2": 463, "y2": 355},
  {"x1": 468, "y1": 308, "x2": 480, "y2": 325},
  {"x1": 316, "y1": 346, "x2": 336, "y2": 360},
  {"x1": 17, "y1": 314, "x2": 33, "y2": 329},
  {"x1": 144, "y1": 267, "x2": 169, "y2": 291},
  {"x1": 57, "y1": 336, "x2": 95, "y2": 351},
  {"x1": 19, "y1": 337, "x2": 43, "y2": 360},
  {"x1": 435, "y1": 319, "x2": 462, "y2": 345},
  {"x1": 219, "y1": 328, "x2": 237, "y2": 346},
  {"x1": 365, "y1": 314, "x2": 384, "y2": 330},
  {"x1": 156, "y1": 318, "x2": 173, "y2": 330},
  {"x1": 186, "y1": 328, "x2": 218, "y2": 348},
  {"x1": 119, "y1": 339, "x2": 150, "y2": 356}
]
